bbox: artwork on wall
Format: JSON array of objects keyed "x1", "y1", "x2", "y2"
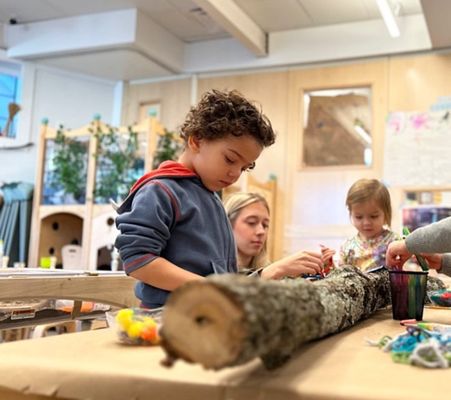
[
  {"x1": 301, "y1": 87, "x2": 372, "y2": 167},
  {"x1": 383, "y1": 111, "x2": 451, "y2": 186}
]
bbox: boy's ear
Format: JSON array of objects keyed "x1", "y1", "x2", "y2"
[{"x1": 187, "y1": 135, "x2": 201, "y2": 152}]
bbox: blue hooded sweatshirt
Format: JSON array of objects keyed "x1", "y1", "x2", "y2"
[{"x1": 115, "y1": 161, "x2": 237, "y2": 308}]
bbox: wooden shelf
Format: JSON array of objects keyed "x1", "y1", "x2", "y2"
[{"x1": 28, "y1": 118, "x2": 165, "y2": 270}]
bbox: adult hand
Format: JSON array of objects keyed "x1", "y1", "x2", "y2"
[
  {"x1": 385, "y1": 240, "x2": 411, "y2": 269},
  {"x1": 419, "y1": 253, "x2": 443, "y2": 271},
  {"x1": 260, "y1": 250, "x2": 322, "y2": 280}
]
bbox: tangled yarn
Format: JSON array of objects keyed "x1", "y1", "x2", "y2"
[{"x1": 367, "y1": 324, "x2": 451, "y2": 368}]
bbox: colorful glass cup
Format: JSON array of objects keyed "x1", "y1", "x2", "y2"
[{"x1": 389, "y1": 270, "x2": 428, "y2": 320}]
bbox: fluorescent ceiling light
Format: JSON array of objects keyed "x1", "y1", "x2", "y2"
[{"x1": 376, "y1": 0, "x2": 400, "y2": 38}]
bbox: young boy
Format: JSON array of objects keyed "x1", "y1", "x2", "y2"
[{"x1": 115, "y1": 89, "x2": 276, "y2": 308}]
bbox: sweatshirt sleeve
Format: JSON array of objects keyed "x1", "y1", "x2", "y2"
[
  {"x1": 115, "y1": 182, "x2": 177, "y2": 274},
  {"x1": 405, "y1": 217, "x2": 451, "y2": 254}
]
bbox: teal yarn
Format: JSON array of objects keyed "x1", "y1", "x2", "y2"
[{"x1": 369, "y1": 325, "x2": 451, "y2": 368}]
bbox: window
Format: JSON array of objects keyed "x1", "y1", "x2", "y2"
[
  {"x1": 302, "y1": 87, "x2": 372, "y2": 167},
  {"x1": 0, "y1": 63, "x2": 21, "y2": 139}
]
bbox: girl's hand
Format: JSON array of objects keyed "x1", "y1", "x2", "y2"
[
  {"x1": 320, "y1": 245, "x2": 336, "y2": 275},
  {"x1": 385, "y1": 240, "x2": 411, "y2": 269}
]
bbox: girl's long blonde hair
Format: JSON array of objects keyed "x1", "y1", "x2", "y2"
[{"x1": 223, "y1": 192, "x2": 270, "y2": 270}]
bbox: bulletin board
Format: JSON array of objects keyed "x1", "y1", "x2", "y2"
[{"x1": 383, "y1": 110, "x2": 451, "y2": 186}]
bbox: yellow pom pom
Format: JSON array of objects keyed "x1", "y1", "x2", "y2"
[
  {"x1": 127, "y1": 321, "x2": 145, "y2": 338},
  {"x1": 116, "y1": 308, "x2": 134, "y2": 329}
]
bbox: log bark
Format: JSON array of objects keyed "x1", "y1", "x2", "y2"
[
  {"x1": 160, "y1": 266, "x2": 385, "y2": 369},
  {"x1": 160, "y1": 266, "x2": 445, "y2": 370}
]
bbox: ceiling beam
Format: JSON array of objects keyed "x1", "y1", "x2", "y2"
[
  {"x1": 421, "y1": 0, "x2": 451, "y2": 49},
  {"x1": 185, "y1": 15, "x2": 431, "y2": 74},
  {"x1": 193, "y1": 0, "x2": 267, "y2": 56},
  {"x1": 5, "y1": 9, "x2": 185, "y2": 74}
]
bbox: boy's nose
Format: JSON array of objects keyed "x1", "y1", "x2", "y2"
[{"x1": 228, "y1": 168, "x2": 241, "y2": 180}]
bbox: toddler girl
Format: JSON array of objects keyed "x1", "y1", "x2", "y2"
[{"x1": 340, "y1": 179, "x2": 398, "y2": 271}]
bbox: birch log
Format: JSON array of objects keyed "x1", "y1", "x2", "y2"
[{"x1": 160, "y1": 266, "x2": 444, "y2": 370}]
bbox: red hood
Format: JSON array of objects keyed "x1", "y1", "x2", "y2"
[{"x1": 129, "y1": 161, "x2": 197, "y2": 194}]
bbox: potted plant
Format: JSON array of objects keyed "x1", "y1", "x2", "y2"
[{"x1": 50, "y1": 125, "x2": 88, "y2": 204}]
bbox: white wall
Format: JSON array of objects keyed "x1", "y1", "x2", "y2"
[
  {"x1": 0, "y1": 63, "x2": 116, "y2": 185},
  {"x1": 0, "y1": 23, "x2": 5, "y2": 49}
]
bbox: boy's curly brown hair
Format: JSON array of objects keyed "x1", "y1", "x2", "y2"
[{"x1": 180, "y1": 89, "x2": 276, "y2": 148}]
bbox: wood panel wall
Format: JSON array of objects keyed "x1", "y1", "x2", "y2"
[
  {"x1": 123, "y1": 51, "x2": 451, "y2": 261},
  {"x1": 197, "y1": 72, "x2": 289, "y2": 260},
  {"x1": 123, "y1": 78, "x2": 192, "y2": 132}
]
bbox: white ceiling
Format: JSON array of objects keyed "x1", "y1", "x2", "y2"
[{"x1": 0, "y1": 0, "x2": 449, "y2": 81}]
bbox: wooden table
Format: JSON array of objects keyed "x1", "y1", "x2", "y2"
[
  {"x1": 0, "y1": 307, "x2": 448, "y2": 400},
  {"x1": 0, "y1": 269, "x2": 138, "y2": 330}
]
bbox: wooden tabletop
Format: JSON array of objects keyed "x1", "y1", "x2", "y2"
[
  {"x1": 0, "y1": 269, "x2": 138, "y2": 308},
  {"x1": 0, "y1": 307, "x2": 449, "y2": 400}
]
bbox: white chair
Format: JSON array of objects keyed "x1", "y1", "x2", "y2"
[{"x1": 61, "y1": 245, "x2": 83, "y2": 270}]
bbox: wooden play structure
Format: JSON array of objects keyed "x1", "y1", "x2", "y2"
[{"x1": 28, "y1": 116, "x2": 165, "y2": 270}]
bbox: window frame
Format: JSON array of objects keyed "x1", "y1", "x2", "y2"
[
  {"x1": 0, "y1": 56, "x2": 32, "y2": 148},
  {"x1": 0, "y1": 67, "x2": 21, "y2": 139}
]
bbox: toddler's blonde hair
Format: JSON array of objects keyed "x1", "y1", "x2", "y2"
[{"x1": 345, "y1": 179, "x2": 392, "y2": 226}]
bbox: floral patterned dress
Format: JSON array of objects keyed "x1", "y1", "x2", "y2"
[{"x1": 339, "y1": 229, "x2": 399, "y2": 271}]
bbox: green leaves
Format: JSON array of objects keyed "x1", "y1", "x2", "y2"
[
  {"x1": 51, "y1": 126, "x2": 88, "y2": 202},
  {"x1": 152, "y1": 129, "x2": 182, "y2": 169},
  {"x1": 93, "y1": 125, "x2": 141, "y2": 204}
]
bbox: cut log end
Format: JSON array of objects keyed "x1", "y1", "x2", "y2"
[{"x1": 161, "y1": 281, "x2": 247, "y2": 369}]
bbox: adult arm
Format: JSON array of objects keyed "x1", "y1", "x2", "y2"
[
  {"x1": 406, "y1": 217, "x2": 451, "y2": 276},
  {"x1": 386, "y1": 217, "x2": 451, "y2": 276},
  {"x1": 406, "y1": 216, "x2": 451, "y2": 254}
]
